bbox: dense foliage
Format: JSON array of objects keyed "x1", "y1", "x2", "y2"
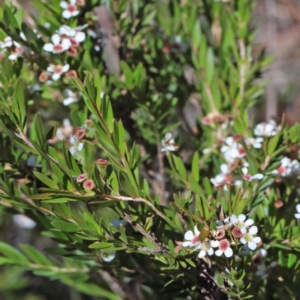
[{"x1": 0, "y1": 0, "x2": 300, "y2": 299}]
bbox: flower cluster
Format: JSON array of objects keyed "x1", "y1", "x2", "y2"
[
  {"x1": 0, "y1": 35, "x2": 25, "y2": 61},
  {"x1": 181, "y1": 214, "x2": 261, "y2": 259},
  {"x1": 43, "y1": 25, "x2": 87, "y2": 57},
  {"x1": 208, "y1": 121, "x2": 283, "y2": 189},
  {"x1": 76, "y1": 173, "x2": 94, "y2": 190},
  {"x1": 60, "y1": 0, "x2": 85, "y2": 19},
  {"x1": 272, "y1": 156, "x2": 300, "y2": 177},
  {"x1": 254, "y1": 120, "x2": 281, "y2": 137}
]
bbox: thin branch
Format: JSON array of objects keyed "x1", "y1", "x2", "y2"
[{"x1": 123, "y1": 213, "x2": 163, "y2": 252}]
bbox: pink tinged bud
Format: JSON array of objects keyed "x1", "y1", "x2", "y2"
[
  {"x1": 215, "y1": 229, "x2": 225, "y2": 240},
  {"x1": 77, "y1": 173, "x2": 87, "y2": 182},
  {"x1": 96, "y1": 158, "x2": 108, "y2": 167},
  {"x1": 232, "y1": 227, "x2": 244, "y2": 238},
  {"x1": 219, "y1": 239, "x2": 230, "y2": 251},
  {"x1": 83, "y1": 179, "x2": 95, "y2": 190}
]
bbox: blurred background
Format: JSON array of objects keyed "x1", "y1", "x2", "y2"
[{"x1": 1, "y1": 0, "x2": 300, "y2": 299}]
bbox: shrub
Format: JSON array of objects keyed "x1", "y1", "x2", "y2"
[{"x1": 0, "y1": 1, "x2": 299, "y2": 299}]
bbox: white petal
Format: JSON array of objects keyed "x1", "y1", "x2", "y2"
[
  {"x1": 194, "y1": 225, "x2": 200, "y2": 236},
  {"x1": 252, "y1": 174, "x2": 264, "y2": 180},
  {"x1": 47, "y1": 65, "x2": 54, "y2": 72},
  {"x1": 62, "y1": 10, "x2": 72, "y2": 18},
  {"x1": 226, "y1": 137, "x2": 234, "y2": 145},
  {"x1": 210, "y1": 240, "x2": 219, "y2": 248},
  {"x1": 231, "y1": 215, "x2": 238, "y2": 223},
  {"x1": 296, "y1": 204, "x2": 300, "y2": 213},
  {"x1": 69, "y1": 146, "x2": 76, "y2": 155},
  {"x1": 62, "y1": 64, "x2": 70, "y2": 72},
  {"x1": 78, "y1": 143, "x2": 84, "y2": 151},
  {"x1": 184, "y1": 230, "x2": 193, "y2": 241},
  {"x1": 215, "y1": 250, "x2": 223, "y2": 256},
  {"x1": 244, "y1": 219, "x2": 254, "y2": 227},
  {"x1": 238, "y1": 214, "x2": 246, "y2": 222},
  {"x1": 240, "y1": 227, "x2": 247, "y2": 234},
  {"x1": 253, "y1": 236, "x2": 261, "y2": 244},
  {"x1": 182, "y1": 241, "x2": 192, "y2": 247},
  {"x1": 71, "y1": 11, "x2": 80, "y2": 17},
  {"x1": 60, "y1": 1, "x2": 68, "y2": 8},
  {"x1": 220, "y1": 145, "x2": 228, "y2": 153},
  {"x1": 198, "y1": 250, "x2": 206, "y2": 258},
  {"x1": 242, "y1": 167, "x2": 248, "y2": 175},
  {"x1": 70, "y1": 0, "x2": 76, "y2": 3},
  {"x1": 229, "y1": 148, "x2": 239, "y2": 158},
  {"x1": 20, "y1": 32, "x2": 26, "y2": 41},
  {"x1": 240, "y1": 237, "x2": 246, "y2": 244},
  {"x1": 52, "y1": 73, "x2": 60, "y2": 80},
  {"x1": 51, "y1": 34, "x2": 60, "y2": 45},
  {"x1": 220, "y1": 164, "x2": 229, "y2": 174},
  {"x1": 224, "y1": 247, "x2": 233, "y2": 257},
  {"x1": 43, "y1": 43, "x2": 54, "y2": 52},
  {"x1": 62, "y1": 38, "x2": 71, "y2": 49},
  {"x1": 8, "y1": 53, "x2": 17, "y2": 60},
  {"x1": 75, "y1": 31, "x2": 85, "y2": 42},
  {"x1": 248, "y1": 241, "x2": 257, "y2": 250},
  {"x1": 295, "y1": 213, "x2": 300, "y2": 219},
  {"x1": 249, "y1": 226, "x2": 258, "y2": 235},
  {"x1": 63, "y1": 97, "x2": 76, "y2": 106},
  {"x1": 208, "y1": 248, "x2": 214, "y2": 256}
]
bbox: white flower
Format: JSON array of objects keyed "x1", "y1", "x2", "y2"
[
  {"x1": 272, "y1": 157, "x2": 300, "y2": 177},
  {"x1": 221, "y1": 137, "x2": 245, "y2": 162},
  {"x1": 210, "y1": 164, "x2": 232, "y2": 189},
  {"x1": 0, "y1": 36, "x2": 13, "y2": 49},
  {"x1": 182, "y1": 225, "x2": 201, "y2": 249},
  {"x1": 295, "y1": 204, "x2": 300, "y2": 219},
  {"x1": 43, "y1": 34, "x2": 71, "y2": 53},
  {"x1": 198, "y1": 241, "x2": 215, "y2": 258},
  {"x1": 240, "y1": 226, "x2": 261, "y2": 250},
  {"x1": 254, "y1": 120, "x2": 280, "y2": 137},
  {"x1": 214, "y1": 239, "x2": 233, "y2": 257},
  {"x1": 56, "y1": 119, "x2": 73, "y2": 141},
  {"x1": 63, "y1": 89, "x2": 80, "y2": 106},
  {"x1": 245, "y1": 137, "x2": 264, "y2": 149},
  {"x1": 242, "y1": 167, "x2": 264, "y2": 182},
  {"x1": 101, "y1": 251, "x2": 116, "y2": 262},
  {"x1": 47, "y1": 64, "x2": 70, "y2": 80},
  {"x1": 69, "y1": 135, "x2": 84, "y2": 155},
  {"x1": 60, "y1": 0, "x2": 79, "y2": 19},
  {"x1": 231, "y1": 214, "x2": 254, "y2": 234},
  {"x1": 161, "y1": 132, "x2": 178, "y2": 152},
  {"x1": 8, "y1": 42, "x2": 24, "y2": 60},
  {"x1": 57, "y1": 25, "x2": 87, "y2": 47},
  {"x1": 13, "y1": 214, "x2": 36, "y2": 229}
]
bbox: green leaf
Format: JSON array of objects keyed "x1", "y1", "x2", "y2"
[
  {"x1": 19, "y1": 244, "x2": 52, "y2": 266},
  {"x1": 0, "y1": 242, "x2": 29, "y2": 265},
  {"x1": 51, "y1": 220, "x2": 80, "y2": 232},
  {"x1": 89, "y1": 241, "x2": 113, "y2": 249},
  {"x1": 120, "y1": 61, "x2": 133, "y2": 87},
  {"x1": 32, "y1": 114, "x2": 47, "y2": 147},
  {"x1": 14, "y1": 80, "x2": 26, "y2": 128},
  {"x1": 3, "y1": 5, "x2": 19, "y2": 29},
  {"x1": 191, "y1": 151, "x2": 200, "y2": 182},
  {"x1": 73, "y1": 282, "x2": 119, "y2": 299},
  {"x1": 33, "y1": 172, "x2": 58, "y2": 189}
]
